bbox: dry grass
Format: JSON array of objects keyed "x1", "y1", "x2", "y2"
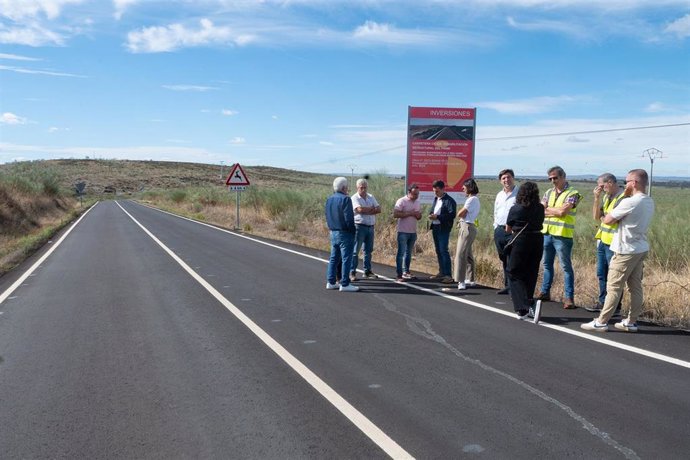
[{"x1": 1, "y1": 159, "x2": 687, "y2": 328}]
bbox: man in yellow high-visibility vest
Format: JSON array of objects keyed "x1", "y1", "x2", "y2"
[
  {"x1": 581, "y1": 169, "x2": 655, "y2": 333},
  {"x1": 586, "y1": 173, "x2": 625, "y2": 312},
  {"x1": 536, "y1": 166, "x2": 582, "y2": 309}
]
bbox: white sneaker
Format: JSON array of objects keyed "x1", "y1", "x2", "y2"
[
  {"x1": 457, "y1": 282, "x2": 466, "y2": 290},
  {"x1": 533, "y1": 300, "x2": 542, "y2": 324},
  {"x1": 339, "y1": 284, "x2": 360, "y2": 292},
  {"x1": 326, "y1": 282, "x2": 340, "y2": 290},
  {"x1": 464, "y1": 280, "x2": 476, "y2": 287},
  {"x1": 614, "y1": 320, "x2": 638, "y2": 332},
  {"x1": 580, "y1": 320, "x2": 608, "y2": 332}
]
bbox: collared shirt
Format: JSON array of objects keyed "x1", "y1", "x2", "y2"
[
  {"x1": 351, "y1": 192, "x2": 379, "y2": 226},
  {"x1": 325, "y1": 192, "x2": 355, "y2": 233},
  {"x1": 494, "y1": 186, "x2": 518, "y2": 228}
]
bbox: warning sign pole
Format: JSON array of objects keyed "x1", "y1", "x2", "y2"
[
  {"x1": 235, "y1": 190, "x2": 241, "y2": 230},
  {"x1": 226, "y1": 163, "x2": 250, "y2": 230}
]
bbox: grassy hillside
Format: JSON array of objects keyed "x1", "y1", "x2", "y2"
[{"x1": 0, "y1": 159, "x2": 333, "y2": 195}]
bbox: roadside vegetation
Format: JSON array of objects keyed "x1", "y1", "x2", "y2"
[
  {"x1": 1, "y1": 159, "x2": 688, "y2": 328},
  {"x1": 0, "y1": 161, "x2": 90, "y2": 274},
  {"x1": 142, "y1": 173, "x2": 690, "y2": 329}
]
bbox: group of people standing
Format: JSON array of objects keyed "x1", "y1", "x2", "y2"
[{"x1": 324, "y1": 166, "x2": 655, "y2": 332}]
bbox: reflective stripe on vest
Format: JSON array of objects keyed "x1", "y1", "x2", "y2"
[
  {"x1": 542, "y1": 187, "x2": 580, "y2": 238},
  {"x1": 595, "y1": 193, "x2": 624, "y2": 245}
]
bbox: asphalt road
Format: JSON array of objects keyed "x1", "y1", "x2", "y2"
[{"x1": 1, "y1": 200, "x2": 688, "y2": 459}]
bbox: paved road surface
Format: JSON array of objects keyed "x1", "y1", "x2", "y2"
[{"x1": 1, "y1": 200, "x2": 688, "y2": 459}]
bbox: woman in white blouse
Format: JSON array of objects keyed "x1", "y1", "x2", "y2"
[{"x1": 453, "y1": 178, "x2": 480, "y2": 290}]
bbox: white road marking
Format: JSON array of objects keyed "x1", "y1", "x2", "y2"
[
  {"x1": 0, "y1": 203, "x2": 98, "y2": 306},
  {"x1": 116, "y1": 202, "x2": 413, "y2": 460},
  {"x1": 135, "y1": 201, "x2": 690, "y2": 370}
]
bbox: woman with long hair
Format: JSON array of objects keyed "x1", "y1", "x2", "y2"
[
  {"x1": 453, "y1": 178, "x2": 480, "y2": 290},
  {"x1": 505, "y1": 181, "x2": 545, "y2": 321}
]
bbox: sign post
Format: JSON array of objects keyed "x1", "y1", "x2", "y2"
[
  {"x1": 74, "y1": 181, "x2": 86, "y2": 207},
  {"x1": 225, "y1": 163, "x2": 251, "y2": 230}
]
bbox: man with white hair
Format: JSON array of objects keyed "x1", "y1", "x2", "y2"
[
  {"x1": 350, "y1": 178, "x2": 381, "y2": 280},
  {"x1": 325, "y1": 177, "x2": 359, "y2": 292}
]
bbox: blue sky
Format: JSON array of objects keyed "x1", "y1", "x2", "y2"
[{"x1": 1, "y1": 0, "x2": 689, "y2": 178}]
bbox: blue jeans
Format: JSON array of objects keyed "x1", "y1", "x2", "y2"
[
  {"x1": 432, "y1": 225, "x2": 452, "y2": 277},
  {"x1": 540, "y1": 234, "x2": 575, "y2": 299},
  {"x1": 596, "y1": 240, "x2": 614, "y2": 305},
  {"x1": 352, "y1": 224, "x2": 374, "y2": 273},
  {"x1": 327, "y1": 231, "x2": 355, "y2": 286},
  {"x1": 396, "y1": 232, "x2": 417, "y2": 276}
]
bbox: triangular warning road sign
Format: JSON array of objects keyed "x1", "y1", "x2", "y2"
[{"x1": 226, "y1": 163, "x2": 250, "y2": 186}]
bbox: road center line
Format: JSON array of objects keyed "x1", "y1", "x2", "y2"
[
  {"x1": 135, "y1": 201, "x2": 690, "y2": 370},
  {"x1": 116, "y1": 201, "x2": 413, "y2": 460}
]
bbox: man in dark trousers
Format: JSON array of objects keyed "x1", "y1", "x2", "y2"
[{"x1": 428, "y1": 180, "x2": 457, "y2": 284}]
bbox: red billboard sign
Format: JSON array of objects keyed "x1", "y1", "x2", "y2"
[{"x1": 406, "y1": 106, "x2": 476, "y2": 204}]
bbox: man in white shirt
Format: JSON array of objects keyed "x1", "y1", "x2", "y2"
[
  {"x1": 493, "y1": 169, "x2": 518, "y2": 294},
  {"x1": 350, "y1": 178, "x2": 381, "y2": 280},
  {"x1": 581, "y1": 169, "x2": 655, "y2": 333}
]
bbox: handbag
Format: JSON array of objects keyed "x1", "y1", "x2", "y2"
[{"x1": 502, "y1": 224, "x2": 528, "y2": 257}]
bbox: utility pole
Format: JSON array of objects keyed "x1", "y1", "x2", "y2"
[
  {"x1": 641, "y1": 148, "x2": 663, "y2": 196},
  {"x1": 219, "y1": 160, "x2": 225, "y2": 179},
  {"x1": 348, "y1": 164, "x2": 356, "y2": 186}
]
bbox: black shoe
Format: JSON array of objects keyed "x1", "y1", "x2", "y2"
[{"x1": 497, "y1": 287, "x2": 510, "y2": 295}]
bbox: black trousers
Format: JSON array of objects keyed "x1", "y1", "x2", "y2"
[
  {"x1": 493, "y1": 226, "x2": 512, "y2": 287},
  {"x1": 508, "y1": 233, "x2": 544, "y2": 312}
]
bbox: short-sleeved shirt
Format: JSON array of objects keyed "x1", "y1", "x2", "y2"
[
  {"x1": 609, "y1": 193, "x2": 655, "y2": 254},
  {"x1": 394, "y1": 195, "x2": 421, "y2": 233},
  {"x1": 459, "y1": 195, "x2": 480, "y2": 223},
  {"x1": 351, "y1": 192, "x2": 379, "y2": 226}
]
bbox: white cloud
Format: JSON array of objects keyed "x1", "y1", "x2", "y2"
[
  {"x1": 0, "y1": 23, "x2": 66, "y2": 46},
  {"x1": 645, "y1": 102, "x2": 667, "y2": 113},
  {"x1": 0, "y1": 53, "x2": 41, "y2": 61},
  {"x1": 113, "y1": 0, "x2": 138, "y2": 20},
  {"x1": 229, "y1": 137, "x2": 246, "y2": 144},
  {"x1": 1, "y1": 112, "x2": 28, "y2": 124},
  {"x1": 351, "y1": 20, "x2": 448, "y2": 46},
  {"x1": 664, "y1": 14, "x2": 690, "y2": 39},
  {"x1": 506, "y1": 16, "x2": 589, "y2": 40},
  {"x1": 221, "y1": 109, "x2": 238, "y2": 116},
  {"x1": 319, "y1": 141, "x2": 334, "y2": 146},
  {"x1": 162, "y1": 84, "x2": 217, "y2": 92},
  {"x1": 566, "y1": 136, "x2": 590, "y2": 143},
  {"x1": 0, "y1": 0, "x2": 84, "y2": 21},
  {"x1": 474, "y1": 95, "x2": 578, "y2": 114},
  {"x1": 0, "y1": 64, "x2": 84, "y2": 77},
  {"x1": 126, "y1": 18, "x2": 255, "y2": 53}
]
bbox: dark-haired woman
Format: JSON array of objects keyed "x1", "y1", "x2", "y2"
[
  {"x1": 453, "y1": 178, "x2": 480, "y2": 290},
  {"x1": 506, "y1": 181, "x2": 545, "y2": 321}
]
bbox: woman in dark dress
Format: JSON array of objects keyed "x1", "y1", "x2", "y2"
[{"x1": 505, "y1": 181, "x2": 545, "y2": 321}]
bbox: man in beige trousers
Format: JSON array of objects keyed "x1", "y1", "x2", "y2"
[{"x1": 581, "y1": 169, "x2": 655, "y2": 333}]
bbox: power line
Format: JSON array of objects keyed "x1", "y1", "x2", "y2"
[
  {"x1": 295, "y1": 122, "x2": 689, "y2": 167},
  {"x1": 477, "y1": 122, "x2": 690, "y2": 142}
]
